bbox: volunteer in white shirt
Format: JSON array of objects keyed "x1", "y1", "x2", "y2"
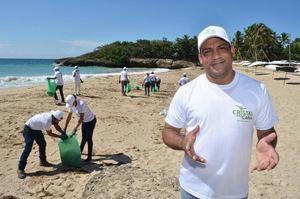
[
  {"x1": 17, "y1": 110, "x2": 67, "y2": 179},
  {"x1": 47, "y1": 66, "x2": 65, "y2": 104},
  {"x1": 119, "y1": 67, "x2": 129, "y2": 96},
  {"x1": 156, "y1": 75, "x2": 161, "y2": 91},
  {"x1": 64, "y1": 95, "x2": 97, "y2": 162},
  {"x1": 72, "y1": 66, "x2": 83, "y2": 96},
  {"x1": 178, "y1": 73, "x2": 189, "y2": 86},
  {"x1": 162, "y1": 26, "x2": 279, "y2": 199},
  {"x1": 142, "y1": 73, "x2": 151, "y2": 96},
  {"x1": 149, "y1": 71, "x2": 157, "y2": 92}
]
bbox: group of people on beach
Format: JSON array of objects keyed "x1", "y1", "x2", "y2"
[
  {"x1": 46, "y1": 65, "x2": 83, "y2": 105},
  {"x1": 119, "y1": 66, "x2": 188, "y2": 97},
  {"x1": 118, "y1": 66, "x2": 161, "y2": 97},
  {"x1": 142, "y1": 71, "x2": 161, "y2": 96},
  {"x1": 17, "y1": 25, "x2": 279, "y2": 199},
  {"x1": 18, "y1": 64, "x2": 165, "y2": 179},
  {"x1": 17, "y1": 66, "x2": 95, "y2": 179}
]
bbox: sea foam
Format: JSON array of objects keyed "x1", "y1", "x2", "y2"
[{"x1": 0, "y1": 68, "x2": 169, "y2": 89}]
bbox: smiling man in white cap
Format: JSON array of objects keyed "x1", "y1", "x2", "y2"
[
  {"x1": 162, "y1": 25, "x2": 279, "y2": 199},
  {"x1": 119, "y1": 67, "x2": 129, "y2": 96},
  {"x1": 17, "y1": 110, "x2": 67, "y2": 179},
  {"x1": 64, "y1": 94, "x2": 96, "y2": 162}
]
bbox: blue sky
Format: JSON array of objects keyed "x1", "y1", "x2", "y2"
[{"x1": 0, "y1": 0, "x2": 299, "y2": 59}]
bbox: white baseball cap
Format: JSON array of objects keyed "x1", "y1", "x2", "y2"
[
  {"x1": 65, "y1": 95, "x2": 76, "y2": 108},
  {"x1": 51, "y1": 110, "x2": 64, "y2": 120},
  {"x1": 197, "y1": 26, "x2": 231, "y2": 52},
  {"x1": 74, "y1": 66, "x2": 78, "y2": 69},
  {"x1": 123, "y1": 67, "x2": 127, "y2": 70},
  {"x1": 53, "y1": 66, "x2": 59, "y2": 71}
]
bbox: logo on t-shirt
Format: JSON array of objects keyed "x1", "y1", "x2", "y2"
[{"x1": 232, "y1": 105, "x2": 253, "y2": 121}]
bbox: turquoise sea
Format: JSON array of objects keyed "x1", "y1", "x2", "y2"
[{"x1": 0, "y1": 59, "x2": 168, "y2": 89}]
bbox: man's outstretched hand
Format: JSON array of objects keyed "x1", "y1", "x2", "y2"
[
  {"x1": 253, "y1": 132, "x2": 279, "y2": 171},
  {"x1": 182, "y1": 126, "x2": 205, "y2": 163}
]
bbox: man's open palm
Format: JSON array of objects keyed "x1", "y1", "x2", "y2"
[
  {"x1": 184, "y1": 126, "x2": 205, "y2": 163},
  {"x1": 253, "y1": 132, "x2": 279, "y2": 171}
]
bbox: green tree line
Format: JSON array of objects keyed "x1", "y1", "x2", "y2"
[
  {"x1": 79, "y1": 23, "x2": 300, "y2": 64},
  {"x1": 232, "y1": 23, "x2": 300, "y2": 61}
]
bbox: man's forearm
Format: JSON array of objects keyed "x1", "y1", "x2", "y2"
[
  {"x1": 53, "y1": 124, "x2": 64, "y2": 134},
  {"x1": 64, "y1": 113, "x2": 72, "y2": 130},
  {"x1": 162, "y1": 125, "x2": 184, "y2": 151}
]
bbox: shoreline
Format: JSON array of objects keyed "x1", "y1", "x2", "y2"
[
  {"x1": 0, "y1": 67, "x2": 171, "y2": 90},
  {"x1": 0, "y1": 66, "x2": 299, "y2": 198}
]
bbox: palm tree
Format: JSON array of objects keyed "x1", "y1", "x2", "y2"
[
  {"x1": 243, "y1": 23, "x2": 279, "y2": 61},
  {"x1": 232, "y1": 31, "x2": 244, "y2": 60}
]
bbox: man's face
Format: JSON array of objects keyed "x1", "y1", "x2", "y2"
[{"x1": 198, "y1": 37, "x2": 235, "y2": 84}]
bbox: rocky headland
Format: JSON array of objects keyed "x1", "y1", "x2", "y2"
[{"x1": 55, "y1": 57, "x2": 198, "y2": 69}]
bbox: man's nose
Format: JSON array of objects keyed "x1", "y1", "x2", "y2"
[{"x1": 211, "y1": 49, "x2": 222, "y2": 59}]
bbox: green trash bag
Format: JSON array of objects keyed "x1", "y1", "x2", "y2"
[
  {"x1": 154, "y1": 85, "x2": 158, "y2": 92},
  {"x1": 58, "y1": 134, "x2": 82, "y2": 167},
  {"x1": 125, "y1": 82, "x2": 131, "y2": 93},
  {"x1": 151, "y1": 85, "x2": 158, "y2": 92},
  {"x1": 47, "y1": 79, "x2": 57, "y2": 96},
  {"x1": 134, "y1": 85, "x2": 140, "y2": 90}
]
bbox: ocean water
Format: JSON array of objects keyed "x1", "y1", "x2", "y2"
[{"x1": 0, "y1": 59, "x2": 168, "y2": 89}]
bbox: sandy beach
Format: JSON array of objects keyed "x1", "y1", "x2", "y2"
[{"x1": 0, "y1": 66, "x2": 299, "y2": 199}]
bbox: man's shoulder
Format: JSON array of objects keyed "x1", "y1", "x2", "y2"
[
  {"x1": 187, "y1": 74, "x2": 204, "y2": 85},
  {"x1": 40, "y1": 112, "x2": 52, "y2": 122},
  {"x1": 78, "y1": 99, "x2": 85, "y2": 105},
  {"x1": 237, "y1": 72, "x2": 261, "y2": 86},
  {"x1": 79, "y1": 100, "x2": 90, "y2": 108},
  {"x1": 235, "y1": 72, "x2": 268, "y2": 95}
]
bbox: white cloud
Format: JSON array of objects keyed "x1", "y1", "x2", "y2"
[{"x1": 58, "y1": 40, "x2": 102, "y2": 48}]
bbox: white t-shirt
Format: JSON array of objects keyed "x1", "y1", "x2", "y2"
[
  {"x1": 149, "y1": 74, "x2": 156, "y2": 82},
  {"x1": 178, "y1": 77, "x2": 189, "y2": 86},
  {"x1": 120, "y1": 70, "x2": 128, "y2": 81},
  {"x1": 165, "y1": 72, "x2": 278, "y2": 199},
  {"x1": 25, "y1": 112, "x2": 52, "y2": 132},
  {"x1": 72, "y1": 69, "x2": 81, "y2": 83},
  {"x1": 68, "y1": 100, "x2": 95, "y2": 123},
  {"x1": 144, "y1": 75, "x2": 151, "y2": 83},
  {"x1": 54, "y1": 71, "x2": 64, "y2": 86}
]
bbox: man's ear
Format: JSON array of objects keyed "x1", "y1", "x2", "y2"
[
  {"x1": 198, "y1": 54, "x2": 203, "y2": 65},
  {"x1": 231, "y1": 46, "x2": 236, "y2": 58}
]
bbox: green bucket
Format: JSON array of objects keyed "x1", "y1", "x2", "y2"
[
  {"x1": 47, "y1": 79, "x2": 57, "y2": 96},
  {"x1": 58, "y1": 134, "x2": 82, "y2": 167}
]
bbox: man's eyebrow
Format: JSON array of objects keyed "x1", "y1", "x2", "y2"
[
  {"x1": 201, "y1": 46, "x2": 212, "y2": 51},
  {"x1": 202, "y1": 43, "x2": 230, "y2": 49},
  {"x1": 219, "y1": 43, "x2": 230, "y2": 47}
]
